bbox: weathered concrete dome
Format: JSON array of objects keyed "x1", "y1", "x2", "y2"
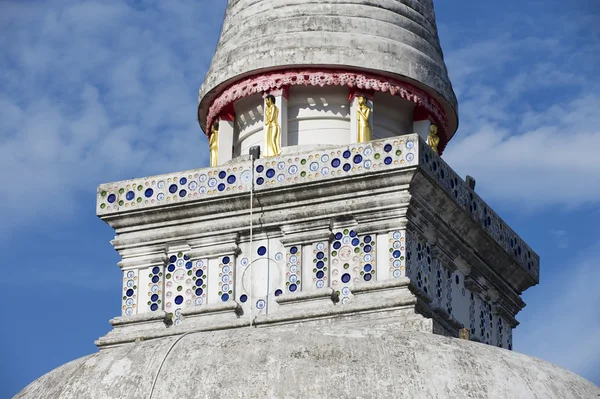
[
  {"x1": 16, "y1": 327, "x2": 599, "y2": 398},
  {"x1": 198, "y1": 0, "x2": 459, "y2": 140}
]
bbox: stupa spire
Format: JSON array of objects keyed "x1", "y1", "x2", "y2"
[{"x1": 198, "y1": 0, "x2": 458, "y2": 165}]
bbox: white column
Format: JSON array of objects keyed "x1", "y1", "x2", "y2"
[
  {"x1": 413, "y1": 119, "x2": 432, "y2": 143},
  {"x1": 218, "y1": 118, "x2": 235, "y2": 165},
  {"x1": 350, "y1": 95, "x2": 373, "y2": 143}
]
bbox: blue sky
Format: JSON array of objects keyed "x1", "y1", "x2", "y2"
[{"x1": 1, "y1": 0, "x2": 599, "y2": 396}]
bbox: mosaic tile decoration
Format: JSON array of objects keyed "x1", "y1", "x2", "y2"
[
  {"x1": 96, "y1": 136, "x2": 418, "y2": 214},
  {"x1": 219, "y1": 255, "x2": 234, "y2": 302},
  {"x1": 388, "y1": 231, "x2": 405, "y2": 279},
  {"x1": 419, "y1": 140, "x2": 540, "y2": 279},
  {"x1": 311, "y1": 242, "x2": 329, "y2": 290},
  {"x1": 446, "y1": 269, "x2": 453, "y2": 316},
  {"x1": 97, "y1": 135, "x2": 538, "y2": 281},
  {"x1": 122, "y1": 270, "x2": 138, "y2": 316},
  {"x1": 330, "y1": 230, "x2": 375, "y2": 304},
  {"x1": 497, "y1": 317, "x2": 504, "y2": 348},
  {"x1": 507, "y1": 327, "x2": 513, "y2": 350},
  {"x1": 147, "y1": 266, "x2": 163, "y2": 312},
  {"x1": 469, "y1": 292, "x2": 476, "y2": 337},
  {"x1": 286, "y1": 246, "x2": 302, "y2": 292},
  {"x1": 414, "y1": 239, "x2": 431, "y2": 296},
  {"x1": 164, "y1": 252, "x2": 206, "y2": 325}
]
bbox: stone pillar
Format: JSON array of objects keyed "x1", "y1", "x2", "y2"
[
  {"x1": 349, "y1": 91, "x2": 374, "y2": 143},
  {"x1": 218, "y1": 111, "x2": 235, "y2": 165},
  {"x1": 413, "y1": 106, "x2": 433, "y2": 142}
]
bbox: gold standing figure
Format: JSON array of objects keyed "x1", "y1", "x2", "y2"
[
  {"x1": 356, "y1": 96, "x2": 372, "y2": 143},
  {"x1": 264, "y1": 95, "x2": 281, "y2": 157},
  {"x1": 209, "y1": 123, "x2": 219, "y2": 167},
  {"x1": 428, "y1": 124, "x2": 440, "y2": 154}
]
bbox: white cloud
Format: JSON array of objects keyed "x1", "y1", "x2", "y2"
[
  {"x1": 515, "y1": 241, "x2": 600, "y2": 385},
  {"x1": 0, "y1": 0, "x2": 224, "y2": 234},
  {"x1": 442, "y1": 10, "x2": 600, "y2": 209}
]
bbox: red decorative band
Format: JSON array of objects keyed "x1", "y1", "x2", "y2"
[{"x1": 204, "y1": 68, "x2": 449, "y2": 151}]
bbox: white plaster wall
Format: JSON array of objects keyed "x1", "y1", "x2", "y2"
[
  {"x1": 287, "y1": 86, "x2": 351, "y2": 146},
  {"x1": 373, "y1": 91, "x2": 415, "y2": 139},
  {"x1": 234, "y1": 93, "x2": 264, "y2": 157}
]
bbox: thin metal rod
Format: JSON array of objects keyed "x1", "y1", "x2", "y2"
[{"x1": 249, "y1": 156, "x2": 254, "y2": 327}]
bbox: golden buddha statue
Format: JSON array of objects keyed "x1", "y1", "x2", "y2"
[
  {"x1": 428, "y1": 124, "x2": 440, "y2": 154},
  {"x1": 356, "y1": 96, "x2": 372, "y2": 143},
  {"x1": 209, "y1": 123, "x2": 219, "y2": 167},
  {"x1": 264, "y1": 94, "x2": 281, "y2": 157}
]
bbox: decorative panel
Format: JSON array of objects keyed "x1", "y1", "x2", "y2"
[
  {"x1": 122, "y1": 269, "x2": 138, "y2": 316},
  {"x1": 286, "y1": 245, "x2": 302, "y2": 292}
]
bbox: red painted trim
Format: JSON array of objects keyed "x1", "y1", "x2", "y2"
[{"x1": 203, "y1": 68, "x2": 449, "y2": 153}]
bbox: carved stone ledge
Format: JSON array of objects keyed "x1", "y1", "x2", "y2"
[
  {"x1": 492, "y1": 303, "x2": 520, "y2": 328},
  {"x1": 181, "y1": 301, "x2": 244, "y2": 328},
  {"x1": 464, "y1": 276, "x2": 486, "y2": 294}
]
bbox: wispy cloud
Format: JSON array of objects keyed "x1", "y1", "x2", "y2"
[
  {"x1": 442, "y1": 9, "x2": 600, "y2": 209},
  {"x1": 0, "y1": 0, "x2": 225, "y2": 234},
  {"x1": 515, "y1": 241, "x2": 600, "y2": 385}
]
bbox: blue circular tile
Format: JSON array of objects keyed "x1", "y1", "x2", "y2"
[
  {"x1": 364, "y1": 264, "x2": 372, "y2": 272},
  {"x1": 275, "y1": 289, "x2": 283, "y2": 296},
  {"x1": 343, "y1": 163, "x2": 351, "y2": 171},
  {"x1": 341, "y1": 273, "x2": 351, "y2": 283},
  {"x1": 364, "y1": 245, "x2": 372, "y2": 253},
  {"x1": 175, "y1": 295, "x2": 183, "y2": 305},
  {"x1": 221, "y1": 293, "x2": 230, "y2": 302},
  {"x1": 266, "y1": 168, "x2": 275, "y2": 178},
  {"x1": 185, "y1": 262, "x2": 192, "y2": 269},
  {"x1": 179, "y1": 189, "x2": 187, "y2": 197},
  {"x1": 350, "y1": 230, "x2": 357, "y2": 237},
  {"x1": 256, "y1": 165, "x2": 264, "y2": 173},
  {"x1": 218, "y1": 171, "x2": 226, "y2": 179},
  {"x1": 335, "y1": 232, "x2": 343, "y2": 240},
  {"x1": 107, "y1": 194, "x2": 116, "y2": 203},
  {"x1": 153, "y1": 275, "x2": 161, "y2": 283},
  {"x1": 290, "y1": 246, "x2": 298, "y2": 254},
  {"x1": 179, "y1": 177, "x2": 187, "y2": 185},
  {"x1": 257, "y1": 246, "x2": 267, "y2": 256},
  {"x1": 240, "y1": 294, "x2": 248, "y2": 303},
  {"x1": 169, "y1": 184, "x2": 178, "y2": 194},
  {"x1": 218, "y1": 183, "x2": 225, "y2": 191},
  {"x1": 364, "y1": 273, "x2": 372, "y2": 281},
  {"x1": 151, "y1": 294, "x2": 159, "y2": 302},
  {"x1": 289, "y1": 284, "x2": 297, "y2": 292},
  {"x1": 126, "y1": 289, "x2": 134, "y2": 297},
  {"x1": 384, "y1": 144, "x2": 393, "y2": 152},
  {"x1": 169, "y1": 255, "x2": 177, "y2": 263},
  {"x1": 126, "y1": 191, "x2": 135, "y2": 201},
  {"x1": 384, "y1": 157, "x2": 393, "y2": 165},
  {"x1": 343, "y1": 150, "x2": 351, "y2": 159},
  {"x1": 333, "y1": 241, "x2": 341, "y2": 250},
  {"x1": 257, "y1": 177, "x2": 264, "y2": 185},
  {"x1": 227, "y1": 175, "x2": 236, "y2": 184},
  {"x1": 316, "y1": 270, "x2": 325, "y2": 279},
  {"x1": 316, "y1": 260, "x2": 325, "y2": 269},
  {"x1": 364, "y1": 235, "x2": 372, "y2": 243},
  {"x1": 351, "y1": 238, "x2": 360, "y2": 246},
  {"x1": 353, "y1": 154, "x2": 363, "y2": 164},
  {"x1": 150, "y1": 303, "x2": 158, "y2": 311},
  {"x1": 331, "y1": 158, "x2": 341, "y2": 168},
  {"x1": 195, "y1": 288, "x2": 203, "y2": 296},
  {"x1": 223, "y1": 256, "x2": 231, "y2": 264},
  {"x1": 144, "y1": 188, "x2": 154, "y2": 198},
  {"x1": 152, "y1": 267, "x2": 160, "y2": 274},
  {"x1": 316, "y1": 252, "x2": 324, "y2": 259},
  {"x1": 393, "y1": 250, "x2": 401, "y2": 258},
  {"x1": 195, "y1": 278, "x2": 204, "y2": 287}
]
